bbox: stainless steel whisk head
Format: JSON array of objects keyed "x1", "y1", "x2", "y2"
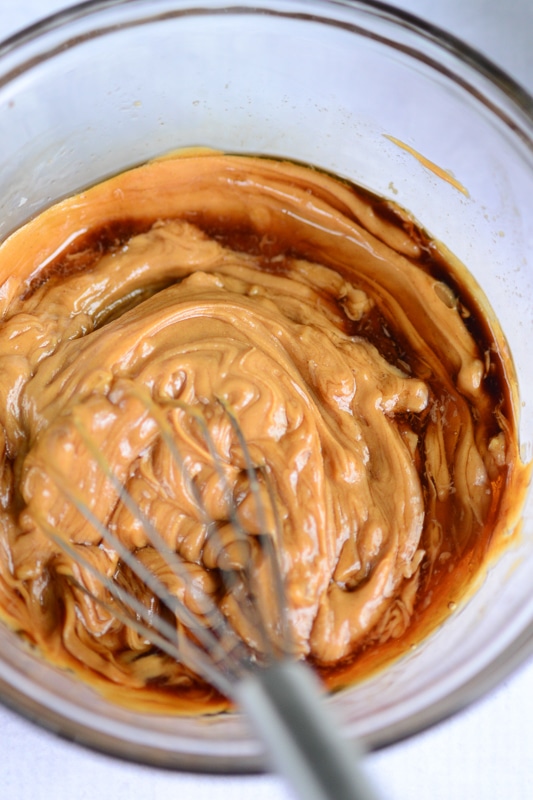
[
  {"x1": 42, "y1": 390, "x2": 290, "y2": 696},
  {"x1": 36, "y1": 386, "x2": 379, "y2": 800}
]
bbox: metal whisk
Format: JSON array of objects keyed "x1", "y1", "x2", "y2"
[{"x1": 36, "y1": 387, "x2": 379, "y2": 800}]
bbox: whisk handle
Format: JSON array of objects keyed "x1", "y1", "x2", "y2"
[{"x1": 235, "y1": 660, "x2": 380, "y2": 800}]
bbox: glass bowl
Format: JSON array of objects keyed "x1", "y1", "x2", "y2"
[{"x1": 0, "y1": 0, "x2": 532, "y2": 771}]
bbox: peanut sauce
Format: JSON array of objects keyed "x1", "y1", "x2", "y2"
[{"x1": 0, "y1": 151, "x2": 526, "y2": 713}]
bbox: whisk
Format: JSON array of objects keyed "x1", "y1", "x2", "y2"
[{"x1": 35, "y1": 387, "x2": 380, "y2": 800}]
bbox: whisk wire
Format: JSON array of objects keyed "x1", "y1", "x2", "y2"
[
  {"x1": 37, "y1": 517, "x2": 234, "y2": 695},
  {"x1": 220, "y1": 398, "x2": 291, "y2": 654},
  {"x1": 45, "y1": 417, "x2": 249, "y2": 686},
  {"x1": 173, "y1": 398, "x2": 284, "y2": 659},
  {"x1": 97, "y1": 387, "x2": 278, "y2": 658},
  {"x1": 41, "y1": 386, "x2": 296, "y2": 687}
]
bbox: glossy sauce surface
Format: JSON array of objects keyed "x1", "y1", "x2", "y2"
[{"x1": 0, "y1": 152, "x2": 524, "y2": 712}]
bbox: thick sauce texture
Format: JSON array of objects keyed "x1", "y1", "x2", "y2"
[{"x1": 0, "y1": 153, "x2": 524, "y2": 712}]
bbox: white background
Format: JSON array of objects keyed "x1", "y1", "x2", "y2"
[{"x1": 0, "y1": 2, "x2": 532, "y2": 799}]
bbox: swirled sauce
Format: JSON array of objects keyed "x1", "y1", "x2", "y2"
[{"x1": 0, "y1": 152, "x2": 525, "y2": 712}]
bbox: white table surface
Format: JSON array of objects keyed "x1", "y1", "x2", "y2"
[{"x1": 1, "y1": 2, "x2": 532, "y2": 799}]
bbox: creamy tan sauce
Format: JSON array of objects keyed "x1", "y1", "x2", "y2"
[{"x1": 0, "y1": 152, "x2": 525, "y2": 712}]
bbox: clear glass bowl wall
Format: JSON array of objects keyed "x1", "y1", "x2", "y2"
[{"x1": 0, "y1": 0, "x2": 532, "y2": 771}]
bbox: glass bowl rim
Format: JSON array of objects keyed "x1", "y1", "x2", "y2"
[{"x1": 0, "y1": 0, "x2": 533, "y2": 771}]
